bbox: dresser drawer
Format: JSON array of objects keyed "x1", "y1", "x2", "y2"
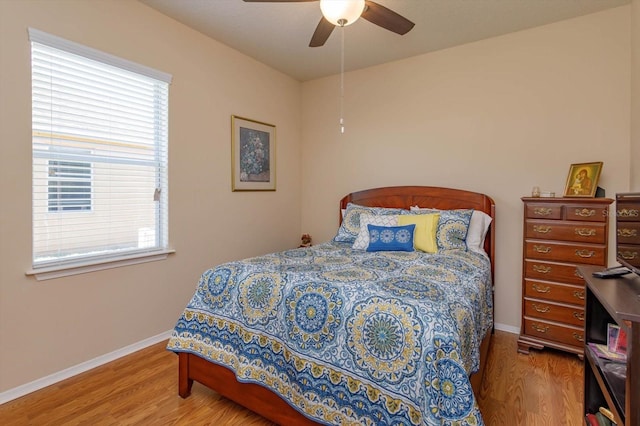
[
  {"x1": 617, "y1": 202, "x2": 640, "y2": 221},
  {"x1": 526, "y1": 204, "x2": 562, "y2": 220},
  {"x1": 524, "y1": 279, "x2": 585, "y2": 305},
  {"x1": 565, "y1": 205, "x2": 608, "y2": 222},
  {"x1": 524, "y1": 260, "x2": 585, "y2": 284},
  {"x1": 617, "y1": 244, "x2": 640, "y2": 267},
  {"x1": 522, "y1": 318, "x2": 584, "y2": 348},
  {"x1": 617, "y1": 222, "x2": 640, "y2": 244},
  {"x1": 525, "y1": 241, "x2": 605, "y2": 265},
  {"x1": 525, "y1": 220, "x2": 606, "y2": 244},
  {"x1": 523, "y1": 299, "x2": 585, "y2": 326}
]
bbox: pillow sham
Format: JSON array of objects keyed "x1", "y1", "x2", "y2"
[
  {"x1": 410, "y1": 206, "x2": 491, "y2": 253},
  {"x1": 334, "y1": 203, "x2": 404, "y2": 243},
  {"x1": 352, "y1": 214, "x2": 400, "y2": 250},
  {"x1": 366, "y1": 224, "x2": 415, "y2": 252},
  {"x1": 466, "y1": 210, "x2": 492, "y2": 253},
  {"x1": 436, "y1": 209, "x2": 473, "y2": 251},
  {"x1": 397, "y1": 213, "x2": 439, "y2": 253}
]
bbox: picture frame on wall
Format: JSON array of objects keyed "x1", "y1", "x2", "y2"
[
  {"x1": 563, "y1": 161, "x2": 602, "y2": 197},
  {"x1": 231, "y1": 115, "x2": 276, "y2": 191}
]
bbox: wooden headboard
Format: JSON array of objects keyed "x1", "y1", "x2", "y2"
[{"x1": 339, "y1": 186, "x2": 496, "y2": 280}]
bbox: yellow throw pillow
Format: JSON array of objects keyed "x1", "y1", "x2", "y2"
[{"x1": 398, "y1": 214, "x2": 439, "y2": 253}]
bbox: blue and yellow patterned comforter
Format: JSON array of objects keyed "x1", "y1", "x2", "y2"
[{"x1": 167, "y1": 241, "x2": 493, "y2": 425}]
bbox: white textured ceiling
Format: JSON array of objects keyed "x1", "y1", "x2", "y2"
[{"x1": 140, "y1": 0, "x2": 629, "y2": 82}]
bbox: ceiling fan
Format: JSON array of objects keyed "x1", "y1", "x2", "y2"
[{"x1": 243, "y1": 0, "x2": 415, "y2": 47}]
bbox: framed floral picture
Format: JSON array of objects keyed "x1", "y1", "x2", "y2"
[
  {"x1": 563, "y1": 161, "x2": 602, "y2": 197},
  {"x1": 231, "y1": 115, "x2": 276, "y2": 191}
]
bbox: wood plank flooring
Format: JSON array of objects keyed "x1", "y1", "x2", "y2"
[{"x1": 0, "y1": 331, "x2": 584, "y2": 425}]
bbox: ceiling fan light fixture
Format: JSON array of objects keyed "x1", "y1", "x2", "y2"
[{"x1": 320, "y1": 0, "x2": 365, "y2": 27}]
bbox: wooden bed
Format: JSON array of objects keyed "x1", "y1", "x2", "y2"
[{"x1": 177, "y1": 185, "x2": 496, "y2": 425}]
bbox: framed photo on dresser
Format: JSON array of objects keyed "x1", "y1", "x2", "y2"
[{"x1": 563, "y1": 161, "x2": 602, "y2": 197}]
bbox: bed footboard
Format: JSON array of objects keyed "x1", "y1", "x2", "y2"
[
  {"x1": 177, "y1": 328, "x2": 492, "y2": 424},
  {"x1": 178, "y1": 352, "x2": 319, "y2": 425}
]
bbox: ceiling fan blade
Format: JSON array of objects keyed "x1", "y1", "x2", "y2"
[
  {"x1": 361, "y1": 0, "x2": 414, "y2": 35},
  {"x1": 309, "y1": 17, "x2": 335, "y2": 47}
]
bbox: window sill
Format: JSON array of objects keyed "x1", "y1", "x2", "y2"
[{"x1": 26, "y1": 249, "x2": 176, "y2": 281}]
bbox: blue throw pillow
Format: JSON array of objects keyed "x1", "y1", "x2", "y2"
[{"x1": 366, "y1": 224, "x2": 415, "y2": 252}]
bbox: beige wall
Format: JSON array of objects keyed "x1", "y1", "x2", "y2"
[
  {"x1": 633, "y1": 0, "x2": 640, "y2": 190},
  {"x1": 0, "y1": 0, "x2": 302, "y2": 392},
  {"x1": 300, "y1": 6, "x2": 632, "y2": 331}
]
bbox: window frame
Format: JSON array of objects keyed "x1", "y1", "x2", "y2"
[{"x1": 28, "y1": 28, "x2": 173, "y2": 280}]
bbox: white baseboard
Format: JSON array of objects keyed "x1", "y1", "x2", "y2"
[
  {"x1": 0, "y1": 330, "x2": 173, "y2": 405},
  {"x1": 494, "y1": 322, "x2": 520, "y2": 334}
]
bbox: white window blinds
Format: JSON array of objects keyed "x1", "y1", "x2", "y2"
[{"x1": 30, "y1": 28, "x2": 172, "y2": 268}]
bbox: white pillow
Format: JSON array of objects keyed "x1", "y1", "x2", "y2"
[
  {"x1": 352, "y1": 214, "x2": 400, "y2": 250},
  {"x1": 466, "y1": 210, "x2": 492, "y2": 253},
  {"x1": 410, "y1": 206, "x2": 492, "y2": 253}
]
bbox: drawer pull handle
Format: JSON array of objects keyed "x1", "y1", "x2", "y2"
[
  {"x1": 532, "y1": 283, "x2": 551, "y2": 293},
  {"x1": 573, "y1": 290, "x2": 585, "y2": 300},
  {"x1": 573, "y1": 332, "x2": 584, "y2": 342},
  {"x1": 531, "y1": 323, "x2": 549, "y2": 333},
  {"x1": 618, "y1": 208, "x2": 640, "y2": 218},
  {"x1": 574, "y1": 270, "x2": 584, "y2": 279},
  {"x1": 573, "y1": 311, "x2": 585, "y2": 321},
  {"x1": 533, "y1": 225, "x2": 552, "y2": 234},
  {"x1": 532, "y1": 304, "x2": 550, "y2": 313},
  {"x1": 618, "y1": 251, "x2": 638, "y2": 261},
  {"x1": 618, "y1": 228, "x2": 638, "y2": 238},
  {"x1": 534, "y1": 207, "x2": 553, "y2": 216},
  {"x1": 576, "y1": 208, "x2": 595, "y2": 217},
  {"x1": 575, "y1": 249, "x2": 595, "y2": 258},
  {"x1": 534, "y1": 245, "x2": 551, "y2": 254},
  {"x1": 575, "y1": 228, "x2": 596, "y2": 237},
  {"x1": 533, "y1": 265, "x2": 552, "y2": 274}
]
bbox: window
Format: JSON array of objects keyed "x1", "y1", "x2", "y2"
[{"x1": 30, "y1": 28, "x2": 172, "y2": 270}]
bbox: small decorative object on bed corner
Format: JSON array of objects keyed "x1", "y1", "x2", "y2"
[
  {"x1": 299, "y1": 234, "x2": 312, "y2": 248},
  {"x1": 563, "y1": 161, "x2": 602, "y2": 198},
  {"x1": 231, "y1": 115, "x2": 276, "y2": 191}
]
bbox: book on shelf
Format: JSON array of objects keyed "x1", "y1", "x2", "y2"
[
  {"x1": 585, "y1": 411, "x2": 616, "y2": 426},
  {"x1": 585, "y1": 413, "x2": 599, "y2": 426},
  {"x1": 587, "y1": 342, "x2": 627, "y2": 362},
  {"x1": 596, "y1": 411, "x2": 614, "y2": 425},
  {"x1": 599, "y1": 407, "x2": 617, "y2": 424}
]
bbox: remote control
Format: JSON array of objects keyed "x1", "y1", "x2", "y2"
[{"x1": 592, "y1": 267, "x2": 631, "y2": 278}]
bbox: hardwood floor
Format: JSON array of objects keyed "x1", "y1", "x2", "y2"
[{"x1": 0, "y1": 331, "x2": 584, "y2": 425}]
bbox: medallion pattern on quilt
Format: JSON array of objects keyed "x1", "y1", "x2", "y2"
[
  {"x1": 357, "y1": 257, "x2": 399, "y2": 271},
  {"x1": 380, "y1": 276, "x2": 445, "y2": 300},
  {"x1": 168, "y1": 242, "x2": 493, "y2": 426},
  {"x1": 423, "y1": 337, "x2": 480, "y2": 424},
  {"x1": 196, "y1": 265, "x2": 238, "y2": 308},
  {"x1": 238, "y1": 272, "x2": 284, "y2": 325},
  {"x1": 346, "y1": 297, "x2": 423, "y2": 383},
  {"x1": 286, "y1": 283, "x2": 343, "y2": 350}
]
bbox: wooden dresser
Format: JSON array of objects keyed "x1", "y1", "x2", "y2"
[
  {"x1": 518, "y1": 197, "x2": 613, "y2": 357},
  {"x1": 616, "y1": 193, "x2": 640, "y2": 270}
]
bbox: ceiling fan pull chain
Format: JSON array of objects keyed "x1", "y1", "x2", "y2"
[{"x1": 340, "y1": 24, "x2": 345, "y2": 134}]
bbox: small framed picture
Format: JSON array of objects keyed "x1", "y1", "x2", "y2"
[
  {"x1": 607, "y1": 323, "x2": 620, "y2": 352},
  {"x1": 563, "y1": 161, "x2": 602, "y2": 197},
  {"x1": 615, "y1": 327, "x2": 627, "y2": 355},
  {"x1": 231, "y1": 115, "x2": 276, "y2": 191}
]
